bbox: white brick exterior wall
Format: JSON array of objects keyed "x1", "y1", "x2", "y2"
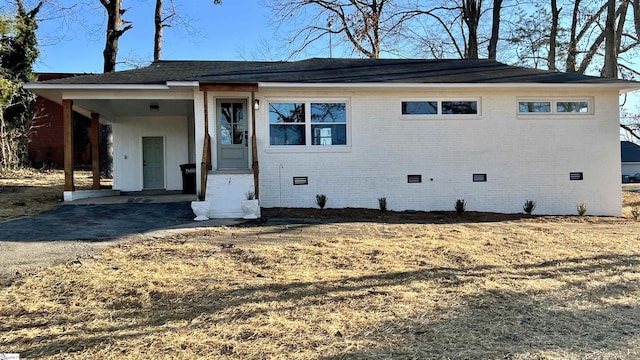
[{"x1": 249, "y1": 87, "x2": 622, "y2": 216}]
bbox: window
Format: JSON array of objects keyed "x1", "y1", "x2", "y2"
[
  {"x1": 401, "y1": 99, "x2": 480, "y2": 117},
  {"x1": 269, "y1": 101, "x2": 348, "y2": 146},
  {"x1": 518, "y1": 98, "x2": 593, "y2": 115}
]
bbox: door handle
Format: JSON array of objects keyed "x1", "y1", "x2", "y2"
[{"x1": 143, "y1": 161, "x2": 147, "y2": 166}]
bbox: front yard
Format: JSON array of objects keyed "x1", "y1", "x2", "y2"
[
  {"x1": 1, "y1": 169, "x2": 640, "y2": 359},
  {"x1": 2, "y1": 219, "x2": 640, "y2": 359}
]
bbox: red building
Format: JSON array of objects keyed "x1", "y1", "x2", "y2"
[{"x1": 29, "y1": 73, "x2": 91, "y2": 166}]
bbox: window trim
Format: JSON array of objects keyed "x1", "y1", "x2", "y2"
[
  {"x1": 517, "y1": 97, "x2": 594, "y2": 116},
  {"x1": 400, "y1": 98, "x2": 482, "y2": 120},
  {"x1": 266, "y1": 98, "x2": 351, "y2": 150}
]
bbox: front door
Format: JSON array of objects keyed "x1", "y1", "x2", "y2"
[
  {"x1": 142, "y1": 136, "x2": 164, "y2": 189},
  {"x1": 216, "y1": 100, "x2": 249, "y2": 169}
]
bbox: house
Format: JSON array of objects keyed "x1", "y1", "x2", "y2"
[
  {"x1": 621, "y1": 140, "x2": 640, "y2": 178},
  {"x1": 24, "y1": 58, "x2": 640, "y2": 217}
]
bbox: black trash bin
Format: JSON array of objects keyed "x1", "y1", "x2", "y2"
[{"x1": 179, "y1": 164, "x2": 196, "y2": 194}]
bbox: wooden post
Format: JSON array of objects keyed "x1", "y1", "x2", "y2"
[
  {"x1": 62, "y1": 99, "x2": 75, "y2": 191},
  {"x1": 251, "y1": 92, "x2": 260, "y2": 199},
  {"x1": 90, "y1": 112, "x2": 101, "y2": 190}
]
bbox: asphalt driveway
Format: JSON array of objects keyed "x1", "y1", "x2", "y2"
[{"x1": 0, "y1": 202, "x2": 197, "y2": 241}]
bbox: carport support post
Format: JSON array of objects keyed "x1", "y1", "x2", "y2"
[
  {"x1": 90, "y1": 112, "x2": 101, "y2": 190},
  {"x1": 63, "y1": 99, "x2": 75, "y2": 191}
]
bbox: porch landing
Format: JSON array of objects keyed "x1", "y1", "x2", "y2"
[{"x1": 204, "y1": 172, "x2": 259, "y2": 219}]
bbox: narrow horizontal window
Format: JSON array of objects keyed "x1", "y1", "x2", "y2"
[
  {"x1": 442, "y1": 101, "x2": 478, "y2": 115},
  {"x1": 293, "y1": 176, "x2": 308, "y2": 185},
  {"x1": 402, "y1": 101, "x2": 437, "y2": 115},
  {"x1": 473, "y1": 173, "x2": 487, "y2": 182},
  {"x1": 407, "y1": 175, "x2": 422, "y2": 183},
  {"x1": 569, "y1": 172, "x2": 584, "y2": 181},
  {"x1": 517, "y1": 98, "x2": 593, "y2": 115}
]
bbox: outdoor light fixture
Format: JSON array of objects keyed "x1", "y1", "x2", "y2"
[
  {"x1": 150, "y1": 103, "x2": 160, "y2": 112},
  {"x1": 254, "y1": 99, "x2": 260, "y2": 111}
]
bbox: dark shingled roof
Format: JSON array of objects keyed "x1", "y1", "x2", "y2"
[
  {"x1": 37, "y1": 58, "x2": 638, "y2": 85},
  {"x1": 622, "y1": 141, "x2": 640, "y2": 162}
]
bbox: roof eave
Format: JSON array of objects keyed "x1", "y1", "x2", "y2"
[{"x1": 258, "y1": 82, "x2": 640, "y2": 92}]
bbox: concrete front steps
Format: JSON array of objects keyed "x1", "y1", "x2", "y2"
[{"x1": 202, "y1": 170, "x2": 259, "y2": 219}]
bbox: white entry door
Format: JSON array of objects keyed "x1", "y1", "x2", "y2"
[
  {"x1": 142, "y1": 136, "x2": 165, "y2": 189},
  {"x1": 217, "y1": 100, "x2": 249, "y2": 169}
]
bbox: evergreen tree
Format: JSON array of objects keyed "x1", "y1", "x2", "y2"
[{"x1": 0, "y1": 0, "x2": 42, "y2": 168}]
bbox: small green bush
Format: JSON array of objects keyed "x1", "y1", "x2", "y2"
[
  {"x1": 316, "y1": 194, "x2": 327, "y2": 209},
  {"x1": 523, "y1": 200, "x2": 536, "y2": 215},
  {"x1": 577, "y1": 201, "x2": 587, "y2": 216},
  {"x1": 378, "y1": 197, "x2": 387, "y2": 212},
  {"x1": 631, "y1": 206, "x2": 640, "y2": 221},
  {"x1": 455, "y1": 199, "x2": 466, "y2": 216}
]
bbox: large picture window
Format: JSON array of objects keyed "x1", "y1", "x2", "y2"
[
  {"x1": 401, "y1": 99, "x2": 480, "y2": 117},
  {"x1": 269, "y1": 101, "x2": 348, "y2": 147}
]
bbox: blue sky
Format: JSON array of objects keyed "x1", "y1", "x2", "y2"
[{"x1": 34, "y1": 0, "x2": 282, "y2": 73}]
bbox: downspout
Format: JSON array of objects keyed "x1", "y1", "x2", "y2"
[{"x1": 251, "y1": 91, "x2": 260, "y2": 199}]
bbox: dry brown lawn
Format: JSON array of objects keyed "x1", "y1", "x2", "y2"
[
  {"x1": 1, "y1": 169, "x2": 640, "y2": 359},
  {"x1": 0, "y1": 168, "x2": 111, "y2": 221}
]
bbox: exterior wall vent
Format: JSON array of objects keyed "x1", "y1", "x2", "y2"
[
  {"x1": 473, "y1": 173, "x2": 487, "y2": 182},
  {"x1": 570, "y1": 172, "x2": 584, "y2": 181},
  {"x1": 407, "y1": 175, "x2": 422, "y2": 183},
  {"x1": 293, "y1": 176, "x2": 308, "y2": 185}
]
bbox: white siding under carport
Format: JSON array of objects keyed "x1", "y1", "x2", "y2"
[{"x1": 112, "y1": 116, "x2": 189, "y2": 191}]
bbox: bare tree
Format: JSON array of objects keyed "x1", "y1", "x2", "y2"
[
  {"x1": 264, "y1": 0, "x2": 412, "y2": 59},
  {"x1": 153, "y1": 0, "x2": 221, "y2": 61},
  {"x1": 100, "y1": 0, "x2": 132, "y2": 73}
]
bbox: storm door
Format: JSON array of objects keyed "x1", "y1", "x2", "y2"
[
  {"x1": 142, "y1": 136, "x2": 165, "y2": 189},
  {"x1": 216, "y1": 100, "x2": 249, "y2": 169}
]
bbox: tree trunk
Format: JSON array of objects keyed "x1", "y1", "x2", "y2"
[
  {"x1": 602, "y1": 0, "x2": 617, "y2": 77},
  {"x1": 566, "y1": 0, "x2": 580, "y2": 72},
  {"x1": 154, "y1": 0, "x2": 163, "y2": 61},
  {"x1": 462, "y1": 0, "x2": 481, "y2": 59},
  {"x1": 548, "y1": 0, "x2": 560, "y2": 71},
  {"x1": 488, "y1": 0, "x2": 502, "y2": 60},
  {"x1": 101, "y1": 0, "x2": 132, "y2": 73}
]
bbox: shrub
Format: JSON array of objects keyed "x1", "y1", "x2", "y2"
[
  {"x1": 523, "y1": 200, "x2": 536, "y2": 215},
  {"x1": 632, "y1": 206, "x2": 640, "y2": 221},
  {"x1": 316, "y1": 194, "x2": 327, "y2": 209},
  {"x1": 455, "y1": 199, "x2": 466, "y2": 216},
  {"x1": 577, "y1": 201, "x2": 587, "y2": 216},
  {"x1": 245, "y1": 191, "x2": 255, "y2": 200},
  {"x1": 378, "y1": 197, "x2": 387, "y2": 212}
]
